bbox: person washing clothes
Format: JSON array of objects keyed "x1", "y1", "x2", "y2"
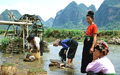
[
  {"x1": 27, "y1": 34, "x2": 44, "y2": 60},
  {"x1": 86, "y1": 41, "x2": 116, "y2": 75},
  {"x1": 53, "y1": 38, "x2": 78, "y2": 67}
]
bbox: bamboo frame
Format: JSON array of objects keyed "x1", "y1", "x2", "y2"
[
  {"x1": 0, "y1": 21, "x2": 32, "y2": 25},
  {"x1": 0, "y1": 15, "x2": 44, "y2": 53},
  {"x1": 7, "y1": 11, "x2": 16, "y2": 35}
]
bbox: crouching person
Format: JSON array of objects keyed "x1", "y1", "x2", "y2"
[
  {"x1": 86, "y1": 41, "x2": 116, "y2": 75},
  {"x1": 27, "y1": 34, "x2": 44, "y2": 60},
  {"x1": 53, "y1": 38, "x2": 78, "y2": 67}
]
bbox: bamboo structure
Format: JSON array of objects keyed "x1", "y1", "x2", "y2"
[
  {"x1": 0, "y1": 21, "x2": 32, "y2": 25},
  {"x1": 0, "y1": 13, "x2": 44, "y2": 54},
  {"x1": 7, "y1": 11, "x2": 16, "y2": 35},
  {"x1": 26, "y1": 17, "x2": 29, "y2": 50}
]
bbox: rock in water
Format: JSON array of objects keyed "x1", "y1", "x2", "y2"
[{"x1": 43, "y1": 40, "x2": 50, "y2": 52}]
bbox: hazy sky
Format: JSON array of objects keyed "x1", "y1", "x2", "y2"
[{"x1": 0, "y1": 0, "x2": 104, "y2": 21}]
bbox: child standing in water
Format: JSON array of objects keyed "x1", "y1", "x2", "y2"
[
  {"x1": 81, "y1": 10, "x2": 98, "y2": 73},
  {"x1": 86, "y1": 41, "x2": 116, "y2": 75}
]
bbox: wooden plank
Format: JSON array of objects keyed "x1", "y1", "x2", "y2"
[{"x1": 0, "y1": 21, "x2": 32, "y2": 25}]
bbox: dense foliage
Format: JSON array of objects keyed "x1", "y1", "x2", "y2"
[{"x1": 1, "y1": 38, "x2": 9, "y2": 46}]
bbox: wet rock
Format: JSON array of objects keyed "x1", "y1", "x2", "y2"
[
  {"x1": 43, "y1": 40, "x2": 50, "y2": 52},
  {"x1": 108, "y1": 36, "x2": 120, "y2": 45},
  {"x1": 3, "y1": 60, "x2": 6, "y2": 63},
  {"x1": 15, "y1": 62, "x2": 19, "y2": 64},
  {"x1": 9, "y1": 56, "x2": 13, "y2": 58},
  {"x1": 4, "y1": 39, "x2": 23, "y2": 54},
  {"x1": 49, "y1": 62, "x2": 60, "y2": 67},
  {"x1": 6, "y1": 57, "x2": 8, "y2": 59}
]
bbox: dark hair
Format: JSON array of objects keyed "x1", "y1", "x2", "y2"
[
  {"x1": 27, "y1": 34, "x2": 34, "y2": 42},
  {"x1": 94, "y1": 46, "x2": 106, "y2": 55},
  {"x1": 59, "y1": 41, "x2": 61, "y2": 45},
  {"x1": 86, "y1": 11, "x2": 94, "y2": 18}
]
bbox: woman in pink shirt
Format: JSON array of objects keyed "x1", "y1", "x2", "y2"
[{"x1": 86, "y1": 41, "x2": 116, "y2": 75}]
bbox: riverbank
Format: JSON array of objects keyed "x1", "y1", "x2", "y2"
[
  {"x1": 1, "y1": 29, "x2": 120, "y2": 44},
  {"x1": 44, "y1": 29, "x2": 120, "y2": 44}
]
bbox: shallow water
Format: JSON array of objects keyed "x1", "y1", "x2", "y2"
[{"x1": 0, "y1": 36, "x2": 120, "y2": 75}]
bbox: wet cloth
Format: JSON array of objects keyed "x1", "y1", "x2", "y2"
[
  {"x1": 24, "y1": 54, "x2": 35, "y2": 62},
  {"x1": 86, "y1": 56, "x2": 116, "y2": 75},
  {"x1": 81, "y1": 38, "x2": 93, "y2": 73},
  {"x1": 60, "y1": 39, "x2": 78, "y2": 59},
  {"x1": 29, "y1": 56, "x2": 35, "y2": 60},
  {"x1": 59, "y1": 48, "x2": 66, "y2": 62}
]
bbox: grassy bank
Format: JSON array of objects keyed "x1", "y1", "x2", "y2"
[
  {"x1": 0, "y1": 30, "x2": 14, "y2": 35},
  {"x1": 44, "y1": 28, "x2": 84, "y2": 42},
  {"x1": 0, "y1": 29, "x2": 120, "y2": 43},
  {"x1": 44, "y1": 28, "x2": 120, "y2": 42}
]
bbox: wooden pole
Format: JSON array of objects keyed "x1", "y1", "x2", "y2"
[
  {"x1": 4, "y1": 25, "x2": 11, "y2": 38},
  {"x1": 0, "y1": 21, "x2": 32, "y2": 25},
  {"x1": 26, "y1": 17, "x2": 29, "y2": 50},
  {"x1": 22, "y1": 25, "x2": 25, "y2": 54},
  {"x1": 7, "y1": 11, "x2": 16, "y2": 35}
]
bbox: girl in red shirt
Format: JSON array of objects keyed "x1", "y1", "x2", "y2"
[{"x1": 81, "y1": 11, "x2": 98, "y2": 73}]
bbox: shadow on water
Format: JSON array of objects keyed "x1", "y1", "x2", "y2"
[{"x1": 0, "y1": 36, "x2": 120, "y2": 75}]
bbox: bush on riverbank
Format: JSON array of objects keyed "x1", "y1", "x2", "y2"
[
  {"x1": 1, "y1": 29, "x2": 120, "y2": 43},
  {"x1": 0, "y1": 30, "x2": 6, "y2": 34},
  {"x1": 44, "y1": 28, "x2": 84, "y2": 42}
]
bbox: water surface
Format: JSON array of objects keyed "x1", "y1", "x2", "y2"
[{"x1": 0, "y1": 36, "x2": 119, "y2": 75}]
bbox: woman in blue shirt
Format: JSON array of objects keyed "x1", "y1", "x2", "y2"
[{"x1": 53, "y1": 39, "x2": 78, "y2": 66}]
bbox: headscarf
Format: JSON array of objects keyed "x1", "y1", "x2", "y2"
[
  {"x1": 53, "y1": 39, "x2": 61, "y2": 46},
  {"x1": 94, "y1": 41, "x2": 109, "y2": 56}
]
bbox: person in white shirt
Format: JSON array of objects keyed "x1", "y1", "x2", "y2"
[
  {"x1": 27, "y1": 34, "x2": 44, "y2": 60},
  {"x1": 86, "y1": 41, "x2": 116, "y2": 75}
]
